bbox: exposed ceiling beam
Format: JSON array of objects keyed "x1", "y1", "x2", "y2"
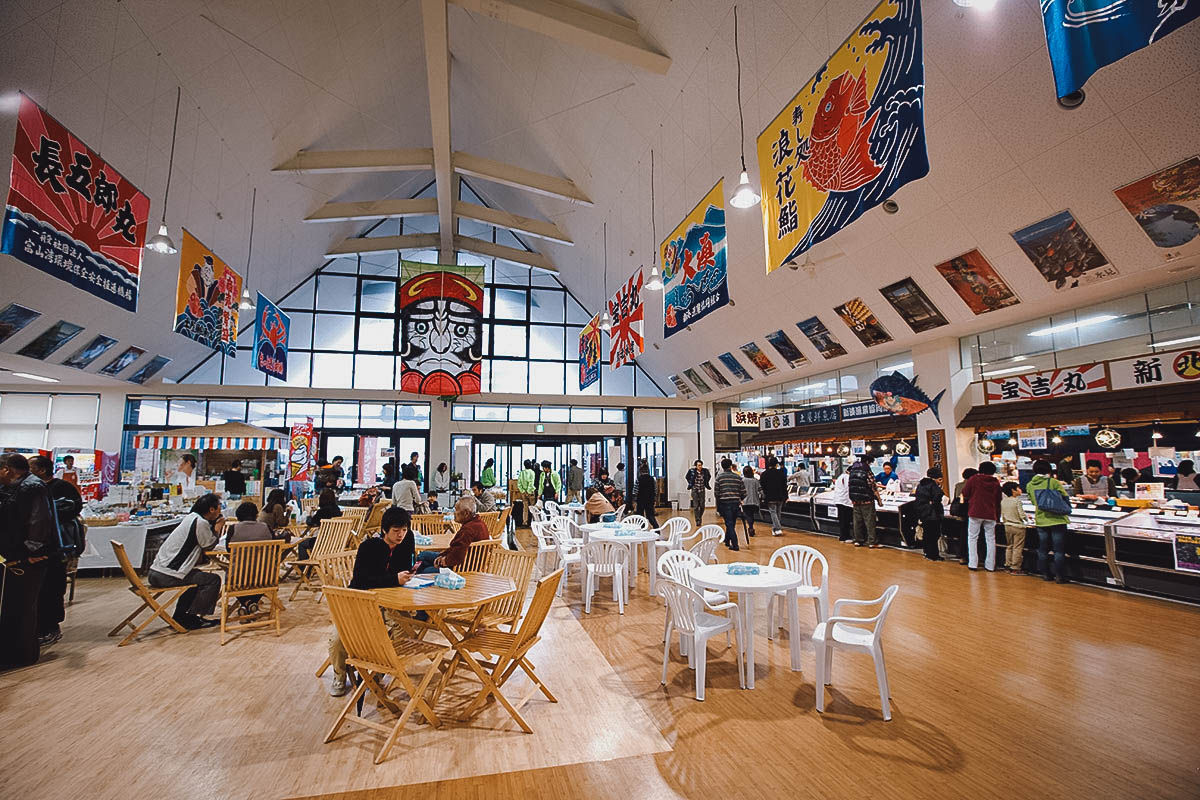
[
  {"x1": 273, "y1": 148, "x2": 433, "y2": 173},
  {"x1": 324, "y1": 233, "x2": 441, "y2": 258},
  {"x1": 453, "y1": 151, "x2": 593, "y2": 205},
  {"x1": 447, "y1": 0, "x2": 670, "y2": 74},
  {"x1": 454, "y1": 234, "x2": 557, "y2": 273},
  {"x1": 455, "y1": 201, "x2": 573, "y2": 245},
  {"x1": 421, "y1": 0, "x2": 455, "y2": 261},
  {"x1": 303, "y1": 197, "x2": 439, "y2": 223}
]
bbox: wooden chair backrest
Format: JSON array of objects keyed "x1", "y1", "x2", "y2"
[
  {"x1": 300, "y1": 497, "x2": 320, "y2": 512},
  {"x1": 482, "y1": 548, "x2": 536, "y2": 623},
  {"x1": 510, "y1": 569, "x2": 562, "y2": 654},
  {"x1": 227, "y1": 539, "x2": 286, "y2": 592},
  {"x1": 460, "y1": 539, "x2": 499, "y2": 573},
  {"x1": 489, "y1": 507, "x2": 512, "y2": 539},
  {"x1": 312, "y1": 518, "x2": 354, "y2": 558},
  {"x1": 324, "y1": 587, "x2": 399, "y2": 674},
  {"x1": 477, "y1": 511, "x2": 500, "y2": 535},
  {"x1": 411, "y1": 513, "x2": 447, "y2": 535},
  {"x1": 340, "y1": 505, "x2": 369, "y2": 532},
  {"x1": 362, "y1": 501, "x2": 389, "y2": 533},
  {"x1": 110, "y1": 540, "x2": 148, "y2": 594},
  {"x1": 315, "y1": 549, "x2": 358, "y2": 590}
]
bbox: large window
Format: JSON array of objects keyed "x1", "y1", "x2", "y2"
[
  {"x1": 0, "y1": 393, "x2": 99, "y2": 449},
  {"x1": 180, "y1": 180, "x2": 667, "y2": 398}
]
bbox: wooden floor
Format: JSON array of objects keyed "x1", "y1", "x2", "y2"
[{"x1": 4, "y1": 512, "x2": 1198, "y2": 800}]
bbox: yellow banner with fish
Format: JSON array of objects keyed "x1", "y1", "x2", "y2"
[{"x1": 755, "y1": 0, "x2": 928, "y2": 274}]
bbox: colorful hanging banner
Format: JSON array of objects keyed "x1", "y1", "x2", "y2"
[
  {"x1": 661, "y1": 180, "x2": 729, "y2": 338},
  {"x1": 755, "y1": 0, "x2": 929, "y2": 273},
  {"x1": 174, "y1": 229, "x2": 241, "y2": 356},
  {"x1": 2, "y1": 94, "x2": 148, "y2": 311},
  {"x1": 579, "y1": 312, "x2": 601, "y2": 390},
  {"x1": 289, "y1": 419, "x2": 314, "y2": 482},
  {"x1": 398, "y1": 260, "x2": 484, "y2": 396},
  {"x1": 984, "y1": 363, "x2": 1108, "y2": 404},
  {"x1": 252, "y1": 292, "x2": 290, "y2": 381},
  {"x1": 608, "y1": 268, "x2": 645, "y2": 369}
]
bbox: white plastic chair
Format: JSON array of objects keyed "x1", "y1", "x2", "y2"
[
  {"x1": 582, "y1": 540, "x2": 629, "y2": 614},
  {"x1": 765, "y1": 545, "x2": 830, "y2": 639},
  {"x1": 621, "y1": 514, "x2": 650, "y2": 530},
  {"x1": 529, "y1": 505, "x2": 545, "y2": 525},
  {"x1": 653, "y1": 516, "x2": 692, "y2": 562},
  {"x1": 687, "y1": 525, "x2": 723, "y2": 564},
  {"x1": 614, "y1": 503, "x2": 625, "y2": 520},
  {"x1": 548, "y1": 525, "x2": 583, "y2": 598},
  {"x1": 548, "y1": 514, "x2": 586, "y2": 545},
  {"x1": 812, "y1": 585, "x2": 900, "y2": 721},
  {"x1": 530, "y1": 520, "x2": 559, "y2": 576},
  {"x1": 656, "y1": 549, "x2": 733, "y2": 650},
  {"x1": 659, "y1": 578, "x2": 744, "y2": 701},
  {"x1": 544, "y1": 500, "x2": 562, "y2": 517}
]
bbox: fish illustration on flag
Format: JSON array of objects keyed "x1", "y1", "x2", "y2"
[
  {"x1": 1041, "y1": 0, "x2": 1200, "y2": 99},
  {"x1": 608, "y1": 268, "x2": 645, "y2": 369},
  {"x1": 755, "y1": 0, "x2": 929, "y2": 273}
]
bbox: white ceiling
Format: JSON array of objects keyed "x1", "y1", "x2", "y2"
[{"x1": 0, "y1": 0, "x2": 1198, "y2": 396}]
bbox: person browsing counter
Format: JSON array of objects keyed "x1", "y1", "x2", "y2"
[
  {"x1": 848, "y1": 455, "x2": 881, "y2": 548},
  {"x1": 1174, "y1": 460, "x2": 1200, "y2": 491},
  {"x1": 169, "y1": 453, "x2": 198, "y2": 495},
  {"x1": 829, "y1": 469, "x2": 853, "y2": 543},
  {"x1": 962, "y1": 461, "x2": 1002, "y2": 572},
  {"x1": 913, "y1": 467, "x2": 945, "y2": 561},
  {"x1": 221, "y1": 460, "x2": 248, "y2": 497},
  {"x1": 412, "y1": 496, "x2": 490, "y2": 573},
  {"x1": 1072, "y1": 459, "x2": 1116, "y2": 499},
  {"x1": 1027, "y1": 460, "x2": 1072, "y2": 584},
  {"x1": 1000, "y1": 482, "x2": 1028, "y2": 575}
]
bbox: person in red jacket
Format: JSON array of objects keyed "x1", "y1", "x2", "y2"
[
  {"x1": 962, "y1": 461, "x2": 1002, "y2": 571},
  {"x1": 413, "y1": 496, "x2": 490, "y2": 573}
]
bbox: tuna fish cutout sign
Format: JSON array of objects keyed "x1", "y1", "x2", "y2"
[
  {"x1": 756, "y1": 0, "x2": 929, "y2": 273},
  {"x1": 869, "y1": 371, "x2": 945, "y2": 422}
]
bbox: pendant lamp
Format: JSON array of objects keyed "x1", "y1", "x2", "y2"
[
  {"x1": 239, "y1": 188, "x2": 257, "y2": 312},
  {"x1": 728, "y1": 7, "x2": 761, "y2": 209},
  {"x1": 145, "y1": 87, "x2": 182, "y2": 255},
  {"x1": 645, "y1": 149, "x2": 664, "y2": 291},
  {"x1": 598, "y1": 222, "x2": 613, "y2": 331}
]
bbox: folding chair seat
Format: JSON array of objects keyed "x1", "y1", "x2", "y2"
[{"x1": 106, "y1": 540, "x2": 192, "y2": 647}]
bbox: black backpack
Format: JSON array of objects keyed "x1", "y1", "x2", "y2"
[{"x1": 52, "y1": 496, "x2": 86, "y2": 557}]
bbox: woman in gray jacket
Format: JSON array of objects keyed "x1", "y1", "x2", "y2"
[{"x1": 742, "y1": 465, "x2": 763, "y2": 541}]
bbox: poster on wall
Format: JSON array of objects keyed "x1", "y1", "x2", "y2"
[
  {"x1": 834, "y1": 297, "x2": 892, "y2": 347},
  {"x1": 1012, "y1": 210, "x2": 1116, "y2": 290},
  {"x1": 765, "y1": 329, "x2": 808, "y2": 369},
  {"x1": 682, "y1": 367, "x2": 713, "y2": 394},
  {"x1": 699, "y1": 360, "x2": 731, "y2": 389},
  {"x1": 1109, "y1": 349, "x2": 1200, "y2": 390},
  {"x1": 1017, "y1": 428, "x2": 1048, "y2": 450},
  {"x1": 398, "y1": 260, "x2": 484, "y2": 396},
  {"x1": 796, "y1": 316, "x2": 847, "y2": 359},
  {"x1": 289, "y1": 419, "x2": 315, "y2": 482},
  {"x1": 661, "y1": 180, "x2": 729, "y2": 338},
  {"x1": 16, "y1": 320, "x2": 82, "y2": 360},
  {"x1": 99, "y1": 345, "x2": 143, "y2": 376},
  {"x1": 669, "y1": 374, "x2": 695, "y2": 399},
  {"x1": 1114, "y1": 156, "x2": 1200, "y2": 261},
  {"x1": 879, "y1": 277, "x2": 948, "y2": 333},
  {"x1": 984, "y1": 363, "x2": 1107, "y2": 403},
  {"x1": 1, "y1": 94, "x2": 148, "y2": 311},
  {"x1": 579, "y1": 313, "x2": 601, "y2": 390},
  {"x1": 62, "y1": 334, "x2": 117, "y2": 370},
  {"x1": 934, "y1": 249, "x2": 1021, "y2": 314},
  {"x1": 127, "y1": 355, "x2": 170, "y2": 385},
  {"x1": 754, "y1": 0, "x2": 928, "y2": 273},
  {"x1": 174, "y1": 229, "x2": 241, "y2": 356},
  {"x1": 718, "y1": 352, "x2": 753, "y2": 383},
  {"x1": 739, "y1": 341, "x2": 778, "y2": 376},
  {"x1": 608, "y1": 268, "x2": 644, "y2": 369},
  {"x1": 1173, "y1": 534, "x2": 1200, "y2": 574},
  {"x1": 0, "y1": 303, "x2": 41, "y2": 345},
  {"x1": 252, "y1": 292, "x2": 290, "y2": 381}
]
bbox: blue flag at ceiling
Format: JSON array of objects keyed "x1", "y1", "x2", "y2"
[{"x1": 1041, "y1": 0, "x2": 1200, "y2": 98}]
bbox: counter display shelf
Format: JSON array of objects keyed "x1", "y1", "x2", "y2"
[{"x1": 1102, "y1": 509, "x2": 1200, "y2": 601}]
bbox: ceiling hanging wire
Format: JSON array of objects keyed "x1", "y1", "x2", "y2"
[
  {"x1": 598, "y1": 221, "x2": 613, "y2": 331},
  {"x1": 729, "y1": 6, "x2": 761, "y2": 209},
  {"x1": 239, "y1": 187, "x2": 257, "y2": 311},
  {"x1": 145, "y1": 86, "x2": 181, "y2": 254},
  {"x1": 645, "y1": 149, "x2": 663, "y2": 291}
]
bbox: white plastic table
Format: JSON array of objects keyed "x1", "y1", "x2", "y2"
[
  {"x1": 560, "y1": 503, "x2": 587, "y2": 526},
  {"x1": 582, "y1": 525, "x2": 661, "y2": 595},
  {"x1": 689, "y1": 563, "x2": 805, "y2": 689}
]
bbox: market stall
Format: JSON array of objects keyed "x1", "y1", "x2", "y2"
[{"x1": 132, "y1": 421, "x2": 288, "y2": 505}]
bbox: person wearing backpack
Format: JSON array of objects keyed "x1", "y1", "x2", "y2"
[
  {"x1": 1026, "y1": 459, "x2": 1073, "y2": 584},
  {"x1": 0, "y1": 453, "x2": 59, "y2": 668},
  {"x1": 29, "y1": 455, "x2": 84, "y2": 647},
  {"x1": 847, "y1": 455, "x2": 882, "y2": 548},
  {"x1": 962, "y1": 461, "x2": 1002, "y2": 571}
]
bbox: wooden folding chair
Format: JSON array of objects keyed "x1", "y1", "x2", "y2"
[
  {"x1": 460, "y1": 539, "x2": 499, "y2": 573},
  {"x1": 489, "y1": 507, "x2": 512, "y2": 539},
  {"x1": 107, "y1": 540, "x2": 193, "y2": 647},
  {"x1": 451, "y1": 569, "x2": 564, "y2": 733},
  {"x1": 219, "y1": 539, "x2": 286, "y2": 645},
  {"x1": 313, "y1": 549, "x2": 360, "y2": 678},
  {"x1": 361, "y1": 501, "x2": 390, "y2": 536},
  {"x1": 286, "y1": 518, "x2": 354, "y2": 600},
  {"x1": 411, "y1": 513, "x2": 448, "y2": 535},
  {"x1": 444, "y1": 548, "x2": 536, "y2": 633},
  {"x1": 340, "y1": 505, "x2": 369, "y2": 540},
  {"x1": 323, "y1": 587, "x2": 451, "y2": 764}
]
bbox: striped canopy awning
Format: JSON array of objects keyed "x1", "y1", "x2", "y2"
[{"x1": 133, "y1": 422, "x2": 286, "y2": 451}]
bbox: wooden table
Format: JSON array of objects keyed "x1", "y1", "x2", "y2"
[{"x1": 415, "y1": 533, "x2": 455, "y2": 552}]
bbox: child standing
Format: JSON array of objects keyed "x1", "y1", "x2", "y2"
[{"x1": 1000, "y1": 482, "x2": 1027, "y2": 575}]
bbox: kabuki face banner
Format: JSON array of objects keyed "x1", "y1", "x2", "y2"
[
  {"x1": 398, "y1": 260, "x2": 484, "y2": 396},
  {"x1": 608, "y1": 268, "x2": 644, "y2": 369},
  {"x1": 1, "y1": 94, "x2": 148, "y2": 311}
]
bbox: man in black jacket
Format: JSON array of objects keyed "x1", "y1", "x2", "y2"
[
  {"x1": 634, "y1": 460, "x2": 659, "y2": 528},
  {"x1": 685, "y1": 460, "x2": 711, "y2": 527},
  {"x1": 913, "y1": 467, "x2": 946, "y2": 561},
  {"x1": 760, "y1": 456, "x2": 789, "y2": 536},
  {"x1": 29, "y1": 456, "x2": 82, "y2": 647},
  {"x1": 0, "y1": 453, "x2": 58, "y2": 668},
  {"x1": 328, "y1": 506, "x2": 415, "y2": 697},
  {"x1": 848, "y1": 455, "x2": 882, "y2": 548}
]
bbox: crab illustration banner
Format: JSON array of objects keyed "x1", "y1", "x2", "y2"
[
  {"x1": 608, "y1": 268, "x2": 645, "y2": 368},
  {"x1": 755, "y1": 0, "x2": 928, "y2": 273},
  {"x1": 174, "y1": 229, "x2": 241, "y2": 356},
  {"x1": 252, "y1": 292, "x2": 290, "y2": 381},
  {"x1": 579, "y1": 312, "x2": 601, "y2": 390},
  {"x1": 661, "y1": 180, "x2": 729, "y2": 338},
  {"x1": 1, "y1": 94, "x2": 148, "y2": 311},
  {"x1": 398, "y1": 260, "x2": 484, "y2": 396}
]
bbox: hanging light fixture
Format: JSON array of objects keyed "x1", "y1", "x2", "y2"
[
  {"x1": 644, "y1": 150, "x2": 663, "y2": 291},
  {"x1": 1095, "y1": 427, "x2": 1121, "y2": 448},
  {"x1": 597, "y1": 221, "x2": 613, "y2": 332},
  {"x1": 1008, "y1": 436, "x2": 1017, "y2": 446},
  {"x1": 894, "y1": 441, "x2": 911, "y2": 456},
  {"x1": 728, "y1": 6, "x2": 761, "y2": 209},
  {"x1": 239, "y1": 188, "x2": 257, "y2": 312},
  {"x1": 1051, "y1": 434, "x2": 1063, "y2": 444},
  {"x1": 977, "y1": 437, "x2": 995, "y2": 454},
  {"x1": 1151, "y1": 429, "x2": 1164, "y2": 440},
  {"x1": 145, "y1": 86, "x2": 181, "y2": 255},
  {"x1": 836, "y1": 444, "x2": 851, "y2": 457}
]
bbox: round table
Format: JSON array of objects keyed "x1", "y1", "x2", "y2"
[
  {"x1": 559, "y1": 504, "x2": 587, "y2": 526},
  {"x1": 688, "y1": 563, "x2": 806, "y2": 689},
  {"x1": 582, "y1": 525, "x2": 661, "y2": 595}
]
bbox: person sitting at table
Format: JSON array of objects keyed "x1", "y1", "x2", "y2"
[
  {"x1": 426, "y1": 491, "x2": 440, "y2": 512},
  {"x1": 471, "y1": 480, "x2": 495, "y2": 513},
  {"x1": 594, "y1": 469, "x2": 615, "y2": 501},
  {"x1": 258, "y1": 488, "x2": 289, "y2": 534},
  {"x1": 296, "y1": 489, "x2": 342, "y2": 559},
  {"x1": 327, "y1": 506, "x2": 416, "y2": 697},
  {"x1": 584, "y1": 486, "x2": 615, "y2": 523},
  {"x1": 147, "y1": 493, "x2": 225, "y2": 630},
  {"x1": 226, "y1": 500, "x2": 277, "y2": 614},
  {"x1": 412, "y1": 497, "x2": 490, "y2": 574}
]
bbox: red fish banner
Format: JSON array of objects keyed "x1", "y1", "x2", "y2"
[
  {"x1": 1, "y1": 94, "x2": 148, "y2": 310},
  {"x1": 608, "y1": 268, "x2": 644, "y2": 369}
]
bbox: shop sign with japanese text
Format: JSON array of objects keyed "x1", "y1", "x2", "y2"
[{"x1": 984, "y1": 363, "x2": 1106, "y2": 404}]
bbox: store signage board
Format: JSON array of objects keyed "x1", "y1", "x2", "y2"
[
  {"x1": 984, "y1": 363, "x2": 1106, "y2": 404},
  {"x1": 1017, "y1": 428, "x2": 1047, "y2": 449},
  {"x1": 1109, "y1": 349, "x2": 1200, "y2": 390},
  {"x1": 1135, "y1": 483, "x2": 1165, "y2": 501},
  {"x1": 759, "y1": 412, "x2": 795, "y2": 431},
  {"x1": 1174, "y1": 534, "x2": 1200, "y2": 574},
  {"x1": 730, "y1": 410, "x2": 761, "y2": 429},
  {"x1": 926, "y1": 429, "x2": 949, "y2": 492},
  {"x1": 840, "y1": 400, "x2": 893, "y2": 421},
  {"x1": 1059, "y1": 424, "x2": 1091, "y2": 437},
  {"x1": 986, "y1": 430, "x2": 1011, "y2": 440},
  {"x1": 850, "y1": 439, "x2": 866, "y2": 456}
]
